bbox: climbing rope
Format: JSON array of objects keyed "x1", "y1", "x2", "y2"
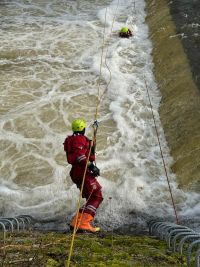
[
  {"x1": 67, "y1": 3, "x2": 120, "y2": 266},
  {"x1": 144, "y1": 77, "x2": 179, "y2": 224},
  {"x1": 94, "y1": 0, "x2": 120, "y2": 121},
  {"x1": 66, "y1": 144, "x2": 93, "y2": 267},
  {"x1": 132, "y1": 0, "x2": 136, "y2": 15},
  {"x1": 94, "y1": 6, "x2": 108, "y2": 122},
  {"x1": 102, "y1": 0, "x2": 120, "y2": 101}
]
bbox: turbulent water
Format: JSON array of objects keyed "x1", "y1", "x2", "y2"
[{"x1": 0, "y1": 0, "x2": 199, "y2": 231}]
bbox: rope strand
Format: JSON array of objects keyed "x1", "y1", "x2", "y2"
[
  {"x1": 66, "y1": 143, "x2": 93, "y2": 267},
  {"x1": 94, "y1": 7, "x2": 108, "y2": 121},
  {"x1": 144, "y1": 77, "x2": 179, "y2": 224},
  {"x1": 67, "y1": 3, "x2": 120, "y2": 265},
  {"x1": 95, "y1": 0, "x2": 120, "y2": 120}
]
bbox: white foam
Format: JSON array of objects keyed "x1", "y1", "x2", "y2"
[{"x1": 0, "y1": 0, "x2": 199, "y2": 230}]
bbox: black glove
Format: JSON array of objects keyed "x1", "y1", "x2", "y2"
[{"x1": 88, "y1": 162, "x2": 100, "y2": 176}]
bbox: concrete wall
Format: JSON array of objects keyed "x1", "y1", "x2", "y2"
[{"x1": 145, "y1": 0, "x2": 200, "y2": 191}]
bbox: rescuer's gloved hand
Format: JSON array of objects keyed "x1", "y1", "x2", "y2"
[{"x1": 88, "y1": 162, "x2": 100, "y2": 176}]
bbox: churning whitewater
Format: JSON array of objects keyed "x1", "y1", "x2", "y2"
[{"x1": 0, "y1": 0, "x2": 199, "y2": 231}]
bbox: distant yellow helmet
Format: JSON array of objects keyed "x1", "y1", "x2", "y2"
[
  {"x1": 120, "y1": 27, "x2": 129, "y2": 33},
  {"x1": 72, "y1": 119, "x2": 86, "y2": 132}
]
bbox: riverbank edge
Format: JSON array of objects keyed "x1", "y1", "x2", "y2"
[
  {"x1": 145, "y1": 0, "x2": 200, "y2": 190},
  {"x1": 0, "y1": 231, "x2": 184, "y2": 266}
]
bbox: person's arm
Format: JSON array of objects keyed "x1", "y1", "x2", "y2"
[
  {"x1": 64, "y1": 137, "x2": 77, "y2": 164},
  {"x1": 75, "y1": 145, "x2": 88, "y2": 166}
]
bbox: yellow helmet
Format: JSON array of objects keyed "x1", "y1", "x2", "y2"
[
  {"x1": 120, "y1": 27, "x2": 129, "y2": 33},
  {"x1": 72, "y1": 119, "x2": 86, "y2": 132}
]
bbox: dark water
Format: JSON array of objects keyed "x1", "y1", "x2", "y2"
[{"x1": 169, "y1": 0, "x2": 200, "y2": 90}]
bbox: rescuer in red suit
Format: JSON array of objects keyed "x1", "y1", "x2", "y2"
[{"x1": 63, "y1": 119, "x2": 103, "y2": 232}]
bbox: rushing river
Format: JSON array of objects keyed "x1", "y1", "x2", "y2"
[{"x1": 0, "y1": 0, "x2": 199, "y2": 231}]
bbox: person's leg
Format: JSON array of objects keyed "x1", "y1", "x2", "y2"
[
  {"x1": 80, "y1": 177, "x2": 103, "y2": 216},
  {"x1": 71, "y1": 176, "x2": 103, "y2": 232}
]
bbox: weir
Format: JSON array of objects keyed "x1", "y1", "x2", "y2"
[
  {"x1": 0, "y1": 0, "x2": 199, "y2": 233},
  {"x1": 0, "y1": 1, "x2": 200, "y2": 266},
  {"x1": 146, "y1": 0, "x2": 200, "y2": 191}
]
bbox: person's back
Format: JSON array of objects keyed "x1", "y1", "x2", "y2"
[{"x1": 64, "y1": 133, "x2": 95, "y2": 183}]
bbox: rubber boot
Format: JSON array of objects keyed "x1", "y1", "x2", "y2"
[
  {"x1": 70, "y1": 212, "x2": 82, "y2": 230},
  {"x1": 70, "y1": 212, "x2": 100, "y2": 233}
]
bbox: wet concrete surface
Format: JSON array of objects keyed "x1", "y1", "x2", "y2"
[
  {"x1": 146, "y1": 0, "x2": 200, "y2": 191},
  {"x1": 169, "y1": 0, "x2": 200, "y2": 90}
]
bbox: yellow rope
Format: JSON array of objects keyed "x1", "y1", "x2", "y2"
[
  {"x1": 66, "y1": 144, "x2": 93, "y2": 267},
  {"x1": 67, "y1": 2, "x2": 120, "y2": 265}
]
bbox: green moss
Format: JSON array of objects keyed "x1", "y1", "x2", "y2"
[
  {"x1": 45, "y1": 258, "x2": 60, "y2": 267},
  {"x1": 0, "y1": 231, "x2": 184, "y2": 267}
]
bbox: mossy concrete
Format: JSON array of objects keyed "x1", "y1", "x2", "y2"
[
  {"x1": 145, "y1": 0, "x2": 200, "y2": 191},
  {"x1": 0, "y1": 231, "x2": 185, "y2": 266}
]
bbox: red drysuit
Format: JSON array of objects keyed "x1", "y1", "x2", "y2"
[{"x1": 64, "y1": 134, "x2": 103, "y2": 216}]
